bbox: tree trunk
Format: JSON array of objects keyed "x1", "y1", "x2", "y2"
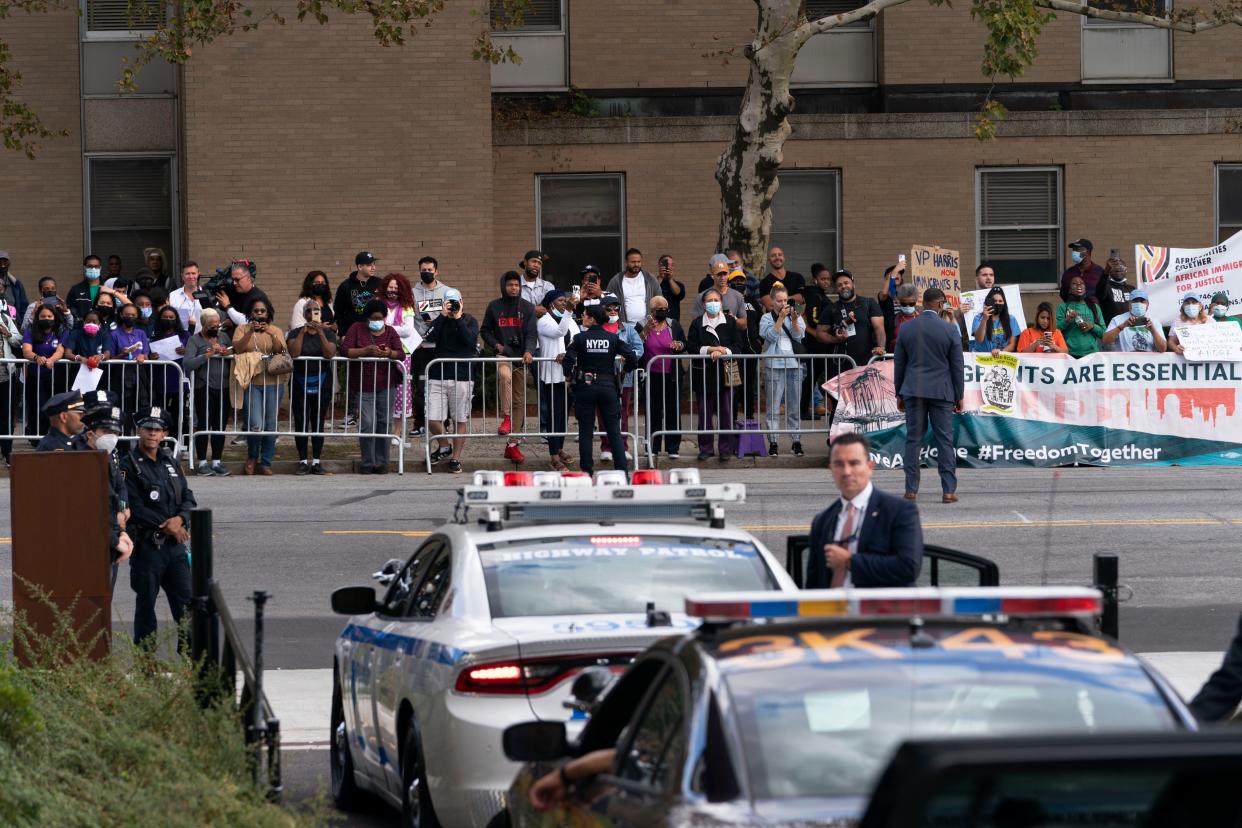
[{"x1": 715, "y1": 0, "x2": 804, "y2": 275}]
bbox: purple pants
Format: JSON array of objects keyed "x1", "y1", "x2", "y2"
[{"x1": 697, "y1": 388, "x2": 737, "y2": 455}]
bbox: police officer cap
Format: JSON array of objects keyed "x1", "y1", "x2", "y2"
[
  {"x1": 601, "y1": 292, "x2": 621, "y2": 307},
  {"x1": 42, "y1": 391, "x2": 83, "y2": 418},
  {"x1": 82, "y1": 388, "x2": 118, "y2": 415},
  {"x1": 84, "y1": 405, "x2": 124, "y2": 433},
  {"x1": 134, "y1": 406, "x2": 169, "y2": 431}
]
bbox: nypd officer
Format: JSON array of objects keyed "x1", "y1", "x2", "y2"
[
  {"x1": 36, "y1": 391, "x2": 84, "y2": 451},
  {"x1": 78, "y1": 400, "x2": 133, "y2": 587},
  {"x1": 121, "y1": 406, "x2": 196, "y2": 648},
  {"x1": 562, "y1": 304, "x2": 638, "y2": 475}
]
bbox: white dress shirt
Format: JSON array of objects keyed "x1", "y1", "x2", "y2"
[{"x1": 831, "y1": 481, "x2": 873, "y2": 588}]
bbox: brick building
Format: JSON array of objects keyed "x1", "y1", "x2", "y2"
[{"x1": 4, "y1": 0, "x2": 1242, "y2": 317}]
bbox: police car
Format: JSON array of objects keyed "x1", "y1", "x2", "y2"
[
  {"x1": 497, "y1": 586, "x2": 1197, "y2": 828},
  {"x1": 328, "y1": 469, "x2": 796, "y2": 827}
]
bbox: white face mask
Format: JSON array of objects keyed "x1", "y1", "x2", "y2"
[
  {"x1": 1183, "y1": 303, "x2": 1201, "y2": 317},
  {"x1": 607, "y1": 314, "x2": 620, "y2": 324},
  {"x1": 94, "y1": 433, "x2": 119, "y2": 453}
]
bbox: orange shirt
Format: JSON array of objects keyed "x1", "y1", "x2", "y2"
[{"x1": 1016, "y1": 326, "x2": 1067, "y2": 353}]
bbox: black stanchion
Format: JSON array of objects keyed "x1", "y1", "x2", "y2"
[
  {"x1": 1094, "y1": 553, "x2": 1120, "y2": 640},
  {"x1": 251, "y1": 590, "x2": 270, "y2": 789},
  {"x1": 190, "y1": 509, "x2": 215, "y2": 703}
]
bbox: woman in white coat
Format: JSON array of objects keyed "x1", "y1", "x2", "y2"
[{"x1": 536, "y1": 289, "x2": 579, "y2": 471}]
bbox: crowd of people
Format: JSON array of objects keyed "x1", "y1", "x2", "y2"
[{"x1": 0, "y1": 235, "x2": 1227, "y2": 474}]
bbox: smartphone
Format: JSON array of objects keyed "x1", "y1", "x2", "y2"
[
  {"x1": 1109, "y1": 248, "x2": 1121, "y2": 260},
  {"x1": 572, "y1": 284, "x2": 581, "y2": 298},
  {"x1": 898, "y1": 254, "x2": 907, "y2": 264},
  {"x1": 309, "y1": 305, "x2": 322, "y2": 323},
  {"x1": 41, "y1": 296, "x2": 59, "y2": 308}
]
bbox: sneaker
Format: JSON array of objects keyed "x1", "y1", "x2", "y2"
[
  {"x1": 497, "y1": 415, "x2": 512, "y2": 436},
  {"x1": 717, "y1": 452, "x2": 729, "y2": 462},
  {"x1": 211, "y1": 462, "x2": 230, "y2": 477},
  {"x1": 296, "y1": 461, "x2": 309, "y2": 476},
  {"x1": 310, "y1": 463, "x2": 325, "y2": 475},
  {"x1": 431, "y1": 447, "x2": 452, "y2": 464},
  {"x1": 791, "y1": 441, "x2": 805, "y2": 457},
  {"x1": 768, "y1": 442, "x2": 779, "y2": 457},
  {"x1": 667, "y1": 452, "x2": 680, "y2": 460},
  {"x1": 697, "y1": 451, "x2": 713, "y2": 462},
  {"x1": 447, "y1": 459, "x2": 463, "y2": 474},
  {"x1": 231, "y1": 435, "x2": 247, "y2": 446},
  {"x1": 409, "y1": 426, "x2": 424, "y2": 437},
  {"x1": 504, "y1": 442, "x2": 526, "y2": 464},
  {"x1": 196, "y1": 461, "x2": 214, "y2": 477},
  {"x1": 344, "y1": 415, "x2": 358, "y2": 428},
  {"x1": 601, "y1": 450, "x2": 613, "y2": 462}
]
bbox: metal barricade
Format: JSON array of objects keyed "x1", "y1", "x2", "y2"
[
  {"x1": 643, "y1": 352, "x2": 856, "y2": 466},
  {"x1": 186, "y1": 355, "x2": 409, "y2": 474},
  {"x1": 421, "y1": 356, "x2": 644, "y2": 474}
]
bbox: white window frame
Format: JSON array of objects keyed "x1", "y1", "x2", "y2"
[
  {"x1": 1216, "y1": 163, "x2": 1242, "y2": 243},
  {"x1": 81, "y1": 0, "x2": 167, "y2": 41},
  {"x1": 1080, "y1": 0, "x2": 1173, "y2": 84},
  {"x1": 975, "y1": 166, "x2": 1064, "y2": 290},
  {"x1": 83, "y1": 151, "x2": 180, "y2": 268},
  {"x1": 535, "y1": 172, "x2": 626, "y2": 275},
  {"x1": 1081, "y1": 0, "x2": 1169, "y2": 27},
  {"x1": 770, "y1": 169, "x2": 843, "y2": 272}
]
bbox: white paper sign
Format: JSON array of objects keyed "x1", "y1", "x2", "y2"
[
  {"x1": 150, "y1": 334, "x2": 182, "y2": 362},
  {"x1": 1173, "y1": 322, "x2": 1242, "y2": 362},
  {"x1": 1137, "y1": 230, "x2": 1242, "y2": 326},
  {"x1": 958, "y1": 285, "x2": 1027, "y2": 336},
  {"x1": 400, "y1": 328, "x2": 423, "y2": 355},
  {"x1": 70, "y1": 366, "x2": 104, "y2": 392}
]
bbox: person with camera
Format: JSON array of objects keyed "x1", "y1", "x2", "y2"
[
  {"x1": 214, "y1": 260, "x2": 272, "y2": 330},
  {"x1": 23, "y1": 276, "x2": 75, "y2": 333},
  {"x1": 290, "y1": 270, "x2": 337, "y2": 332},
  {"x1": 482, "y1": 270, "x2": 537, "y2": 464},
  {"x1": 815, "y1": 269, "x2": 885, "y2": 366},
  {"x1": 657, "y1": 255, "x2": 685, "y2": 323},
  {"x1": 1101, "y1": 289, "x2": 1166, "y2": 354},
  {"x1": 1016, "y1": 303, "x2": 1070, "y2": 354},
  {"x1": 233, "y1": 298, "x2": 286, "y2": 475},
  {"x1": 573, "y1": 265, "x2": 605, "y2": 325},
  {"x1": 563, "y1": 304, "x2": 638, "y2": 476},
  {"x1": 423, "y1": 289, "x2": 478, "y2": 474},
  {"x1": 1056, "y1": 275, "x2": 1105, "y2": 358},
  {"x1": 760, "y1": 285, "x2": 806, "y2": 457},
  {"x1": 183, "y1": 308, "x2": 233, "y2": 475},
  {"x1": 288, "y1": 299, "x2": 338, "y2": 474},
  {"x1": 969, "y1": 286, "x2": 1019, "y2": 355},
  {"x1": 121, "y1": 405, "x2": 196, "y2": 649}
]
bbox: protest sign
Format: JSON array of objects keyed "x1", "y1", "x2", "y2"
[
  {"x1": 975, "y1": 352, "x2": 1019, "y2": 415},
  {"x1": 826, "y1": 353, "x2": 1242, "y2": 467},
  {"x1": 958, "y1": 285, "x2": 1026, "y2": 336},
  {"x1": 1173, "y1": 322, "x2": 1242, "y2": 362},
  {"x1": 1136, "y1": 230, "x2": 1242, "y2": 325},
  {"x1": 910, "y1": 245, "x2": 961, "y2": 309}
]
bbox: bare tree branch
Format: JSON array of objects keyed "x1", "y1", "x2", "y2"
[
  {"x1": 797, "y1": 0, "x2": 911, "y2": 42},
  {"x1": 1035, "y1": 0, "x2": 1242, "y2": 32}
]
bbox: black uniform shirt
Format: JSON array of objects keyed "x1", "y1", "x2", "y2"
[
  {"x1": 562, "y1": 326, "x2": 639, "y2": 381},
  {"x1": 36, "y1": 428, "x2": 76, "y2": 453},
  {"x1": 120, "y1": 448, "x2": 197, "y2": 535}
]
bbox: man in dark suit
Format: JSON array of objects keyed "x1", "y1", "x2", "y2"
[
  {"x1": 1190, "y1": 611, "x2": 1242, "y2": 722},
  {"x1": 806, "y1": 432, "x2": 923, "y2": 588},
  {"x1": 893, "y1": 287, "x2": 965, "y2": 504}
]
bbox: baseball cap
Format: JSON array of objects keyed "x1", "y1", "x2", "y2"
[
  {"x1": 42, "y1": 391, "x2": 83, "y2": 418},
  {"x1": 134, "y1": 406, "x2": 169, "y2": 430},
  {"x1": 523, "y1": 249, "x2": 545, "y2": 262},
  {"x1": 728, "y1": 269, "x2": 746, "y2": 283},
  {"x1": 85, "y1": 405, "x2": 124, "y2": 433},
  {"x1": 444, "y1": 288, "x2": 463, "y2": 303},
  {"x1": 1068, "y1": 238, "x2": 1093, "y2": 252},
  {"x1": 601, "y1": 292, "x2": 621, "y2": 306},
  {"x1": 355, "y1": 251, "x2": 377, "y2": 265},
  {"x1": 0, "y1": 251, "x2": 10, "y2": 260},
  {"x1": 1180, "y1": 293, "x2": 1201, "y2": 304},
  {"x1": 832, "y1": 268, "x2": 854, "y2": 280},
  {"x1": 580, "y1": 264, "x2": 601, "y2": 276},
  {"x1": 1130, "y1": 288, "x2": 1149, "y2": 301}
]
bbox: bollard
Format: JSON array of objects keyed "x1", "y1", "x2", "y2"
[
  {"x1": 1094, "y1": 553, "x2": 1119, "y2": 640},
  {"x1": 251, "y1": 590, "x2": 270, "y2": 789},
  {"x1": 190, "y1": 509, "x2": 215, "y2": 703}
]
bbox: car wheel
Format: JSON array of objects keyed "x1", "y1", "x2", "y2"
[
  {"x1": 401, "y1": 726, "x2": 440, "y2": 828},
  {"x1": 484, "y1": 810, "x2": 512, "y2": 828},
  {"x1": 329, "y1": 677, "x2": 361, "y2": 809}
]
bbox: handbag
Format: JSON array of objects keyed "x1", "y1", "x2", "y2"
[
  {"x1": 266, "y1": 352, "x2": 294, "y2": 376},
  {"x1": 722, "y1": 359, "x2": 742, "y2": 388}
]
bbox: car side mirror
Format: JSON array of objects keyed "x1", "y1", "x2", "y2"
[
  {"x1": 371, "y1": 558, "x2": 403, "y2": 587},
  {"x1": 502, "y1": 721, "x2": 570, "y2": 762},
  {"x1": 331, "y1": 585, "x2": 377, "y2": 616}
]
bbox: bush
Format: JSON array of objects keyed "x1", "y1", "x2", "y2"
[{"x1": 0, "y1": 601, "x2": 319, "y2": 827}]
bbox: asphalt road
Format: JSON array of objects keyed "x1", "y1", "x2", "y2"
[{"x1": 2, "y1": 465, "x2": 1240, "y2": 826}]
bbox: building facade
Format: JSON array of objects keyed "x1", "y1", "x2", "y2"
[{"x1": 4, "y1": 0, "x2": 1242, "y2": 315}]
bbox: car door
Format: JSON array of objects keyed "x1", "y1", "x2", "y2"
[
  {"x1": 859, "y1": 731, "x2": 1242, "y2": 828},
  {"x1": 373, "y1": 541, "x2": 452, "y2": 797},
  {"x1": 784, "y1": 536, "x2": 999, "y2": 588},
  {"x1": 590, "y1": 662, "x2": 692, "y2": 828},
  {"x1": 353, "y1": 539, "x2": 441, "y2": 784}
]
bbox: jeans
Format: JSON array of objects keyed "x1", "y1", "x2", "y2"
[
  {"x1": 541, "y1": 380, "x2": 568, "y2": 457},
  {"x1": 193, "y1": 384, "x2": 227, "y2": 462},
  {"x1": 359, "y1": 387, "x2": 394, "y2": 468},
  {"x1": 764, "y1": 367, "x2": 802, "y2": 443},
  {"x1": 246, "y1": 383, "x2": 282, "y2": 467},
  {"x1": 647, "y1": 371, "x2": 682, "y2": 456},
  {"x1": 902, "y1": 395, "x2": 957, "y2": 495},
  {"x1": 130, "y1": 540, "x2": 191, "y2": 648}
]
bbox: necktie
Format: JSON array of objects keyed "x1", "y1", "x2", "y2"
[{"x1": 831, "y1": 503, "x2": 857, "y2": 588}]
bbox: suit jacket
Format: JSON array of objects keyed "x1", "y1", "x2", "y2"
[
  {"x1": 1190, "y1": 611, "x2": 1242, "y2": 722},
  {"x1": 893, "y1": 309, "x2": 965, "y2": 403},
  {"x1": 806, "y1": 487, "x2": 924, "y2": 588}
]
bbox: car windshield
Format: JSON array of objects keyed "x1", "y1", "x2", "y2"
[
  {"x1": 478, "y1": 535, "x2": 776, "y2": 618},
  {"x1": 724, "y1": 642, "x2": 1179, "y2": 802}
]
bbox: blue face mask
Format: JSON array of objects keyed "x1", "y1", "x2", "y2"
[
  {"x1": 899, "y1": 304, "x2": 917, "y2": 315},
  {"x1": 1130, "y1": 303, "x2": 1147, "y2": 317},
  {"x1": 550, "y1": 307, "x2": 563, "y2": 319},
  {"x1": 705, "y1": 301, "x2": 722, "y2": 316},
  {"x1": 368, "y1": 319, "x2": 384, "y2": 332},
  {"x1": 1071, "y1": 250, "x2": 1084, "y2": 264},
  {"x1": 139, "y1": 306, "x2": 152, "y2": 319},
  {"x1": 85, "y1": 267, "x2": 101, "y2": 281}
]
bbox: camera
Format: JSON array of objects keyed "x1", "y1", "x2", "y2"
[{"x1": 447, "y1": 300, "x2": 461, "y2": 313}]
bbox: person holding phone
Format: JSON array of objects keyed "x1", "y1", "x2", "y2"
[
  {"x1": 183, "y1": 308, "x2": 233, "y2": 475},
  {"x1": 1056, "y1": 275, "x2": 1105, "y2": 358},
  {"x1": 1017, "y1": 302, "x2": 1070, "y2": 354},
  {"x1": 657, "y1": 254, "x2": 685, "y2": 323},
  {"x1": 969, "y1": 286, "x2": 1019, "y2": 355},
  {"x1": 343, "y1": 299, "x2": 404, "y2": 474},
  {"x1": 1101, "y1": 289, "x2": 1166, "y2": 354},
  {"x1": 288, "y1": 300, "x2": 338, "y2": 474},
  {"x1": 232, "y1": 299, "x2": 286, "y2": 475}
]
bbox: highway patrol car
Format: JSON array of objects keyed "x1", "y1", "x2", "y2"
[
  {"x1": 328, "y1": 469, "x2": 796, "y2": 827},
  {"x1": 498, "y1": 587, "x2": 1197, "y2": 828}
]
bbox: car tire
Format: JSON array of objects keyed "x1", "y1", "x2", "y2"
[
  {"x1": 402, "y1": 725, "x2": 441, "y2": 828},
  {"x1": 485, "y1": 810, "x2": 512, "y2": 828},
  {"x1": 329, "y1": 676, "x2": 362, "y2": 810}
]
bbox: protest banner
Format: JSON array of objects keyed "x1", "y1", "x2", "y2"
[
  {"x1": 910, "y1": 245, "x2": 962, "y2": 309},
  {"x1": 958, "y1": 285, "x2": 1026, "y2": 337},
  {"x1": 1173, "y1": 322, "x2": 1242, "y2": 362},
  {"x1": 1136, "y1": 230, "x2": 1242, "y2": 325},
  {"x1": 826, "y1": 353, "x2": 1242, "y2": 467}
]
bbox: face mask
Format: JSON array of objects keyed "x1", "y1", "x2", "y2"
[
  {"x1": 368, "y1": 319, "x2": 384, "y2": 332},
  {"x1": 94, "y1": 433, "x2": 119, "y2": 453},
  {"x1": 312, "y1": 283, "x2": 329, "y2": 296},
  {"x1": 139, "y1": 306, "x2": 152, "y2": 319},
  {"x1": 652, "y1": 309, "x2": 668, "y2": 322},
  {"x1": 120, "y1": 316, "x2": 137, "y2": 329},
  {"x1": 1183, "y1": 304, "x2": 1200, "y2": 317},
  {"x1": 83, "y1": 323, "x2": 101, "y2": 335},
  {"x1": 158, "y1": 318, "x2": 176, "y2": 330},
  {"x1": 96, "y1": 306, "x2": 113, "y2": 319},
  {"x1": 1071, "y1": 251, "x2": 1084, "y2": 264},
  {"x1": 36, "y1": 319, "x2": 52, "y2": 332},
  {"x1": 705, "y1": 301, "x2": 722, "y2": 316},
  {"x1": 607, "y1": 314, "x2": 620, "y2": 325},
  {"x1": 419, "y1": 271, "x2": 435, "y2": 284},
  {"x1": 1130, "y1": 303, "x2": 1147, "y2": 318},
  {"x1": 899, "y1": 305, "x2": 917, "y2": 315},
  {"x1": 1213, "y1": 305, "x2": 1229, "y2": 318},
  {"x1": 203, "y1": 327, "x2": 219, "y2": 338},
  {"x1": 838, "y1": 288, "x2": 854, "y2": 301},
  {"x1": 550, "y1": 307, "x2": 563, "y2": 319},
  {"x1": 85, "y1": 267, "x2": 101, "y2": 281},
  {"x1": 386, "y1": 292, "x2": 399, "y2": 301}
]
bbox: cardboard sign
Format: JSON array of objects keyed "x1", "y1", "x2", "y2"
[
  {"x1": 1173, "y1": 322, "x2": 1242, "y2": 362},
  {"x1": 910, "y1": 245, "x2": 962, "y2": 309}
]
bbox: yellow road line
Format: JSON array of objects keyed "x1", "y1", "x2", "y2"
[{"x1": 323, "y1": 530, "x2": 432, "y2": 537}]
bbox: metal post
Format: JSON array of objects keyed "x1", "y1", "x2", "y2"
[
  {"x1": 251, "y1": 589, "x2": 270, "y2": 788},
  {"x1": 190, "y1": 509, "x2": 213, "y2": 702},
  {"x1": 1094, "y1": 553, "x2": 1119, "y2": 640}
]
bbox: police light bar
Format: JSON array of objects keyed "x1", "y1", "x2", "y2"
[{"x1": 685, "y1": 587, "x2": 1103, "y2": 622}]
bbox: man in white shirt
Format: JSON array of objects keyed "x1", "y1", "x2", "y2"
[
  {"x1": 167, "y1": 261, "x2": 203, "y2": 332},
  {"x1": 605, "y1": 247, "x2": 660, "y2": 328},
  {"x1": 519, "y1": 250, "x2": 552, "y2": 315}
]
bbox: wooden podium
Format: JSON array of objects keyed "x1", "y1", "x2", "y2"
[{"x1": 11, "y1": 450, "x2": 112, "y2": 661}]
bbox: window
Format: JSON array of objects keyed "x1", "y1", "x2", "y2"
[
  {"x1": 976, "y1": 168, "x2": 1063, "y2": 285},
  {"x1": 489, "y1": 0, "x2": 567, "y2": 88},
  {"x1": 805, "y1": 0, "x2": 870, "y2": 28},
  {"x1": 537, "y1": 174, "x2": 625, "y2": 288},
  {"x1": 770, "y1": 170, "x2": 841, "y2": 274},
  {"x1": 794, "y1": 0, "x2": 875, "y2": 86},
  {"x1": 410, "y1": 551, "x2": 451, "y2": 619},
  {"x1": 84, "y1": 0, "x2": 165, "y2": 35},
  {"x1": 490, "y1": 0, "x2": 561, "y2": 31},
  {"x1": 1217, "y1": 165, "x2": 1242, "y2": 242},
  {"x1": 378, "y1": 540, "x2": 442, "y2": 616},
  {"x1": 87, "y1": 156, "x2": 175, "y2": 277},
  {"x1": 1081, "y1": 0, "x2": 1171, "y2": 82},
  {"x1": 617, "y1": 670, "x2": 687, "y2": 791}
]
